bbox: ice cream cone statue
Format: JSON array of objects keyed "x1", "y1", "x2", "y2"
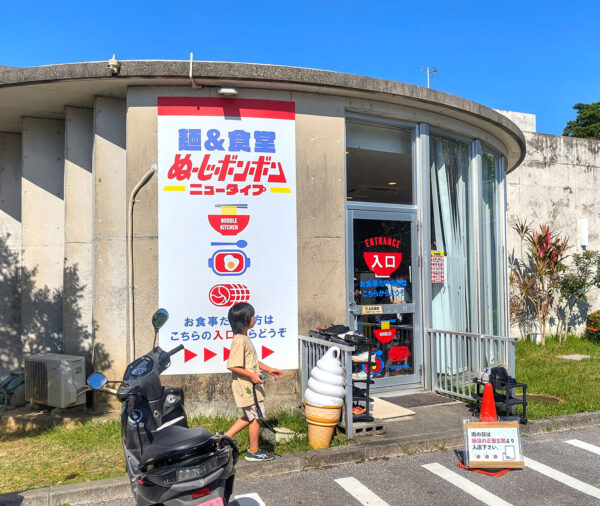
[{"x1": 304, "y1": 347, "x2": 345, "y2": 449}]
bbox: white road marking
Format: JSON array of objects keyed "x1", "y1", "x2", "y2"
[
  {"x1": 524, "y1": 457, "x2": 600, "y2": 499},
  {"x1": 335, "y1": 476, "x2": 390, "y2": 506},
  {"x1": 565, "y1": 439, "x2": 600, "y2": 456},
  {"x1": 232, "y1": 492, "x2": 267, "y2": 506},
  {"x1": 422, "y1": 463, "x2": 512, "y2": 506}
]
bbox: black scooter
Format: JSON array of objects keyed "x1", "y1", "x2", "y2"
[{"x1": 87, "y1": 309, "x2": 238, "y2": 505}]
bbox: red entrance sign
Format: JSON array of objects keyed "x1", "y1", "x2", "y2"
[
  {"x1": 374, "y1": 328, "x2": 397, "y2": 343},
  {"x1": 363, "y1": 252, "x2": 402, "y2": 278}
]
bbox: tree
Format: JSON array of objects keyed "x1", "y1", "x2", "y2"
[
  {"x1": 557, "y1": 251, "x2": 600, "y2": 341},
  {"x1": 563, "y1": 102, "x2": 600, "y2": 140},
  {"x1": 510, "y1": 219, "x2": 569, "y2": 345}
]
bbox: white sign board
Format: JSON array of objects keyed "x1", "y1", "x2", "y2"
[
  {"x1": 464, "y1": 421, "x2": 524, "y2": 469},
  {"x1": 157, "y1": 97, "x2": 298, "y2": 374}
]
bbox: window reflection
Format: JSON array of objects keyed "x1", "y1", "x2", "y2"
[
  {"x1": 430, "y1": 135, "x2": 476, "y2": 333},
  {"x1": 481, "y1": 151, "x2": 503, "y2": 335},
  {"x1": 346, "y1": 122, "x2": 413, "y2": 204}
]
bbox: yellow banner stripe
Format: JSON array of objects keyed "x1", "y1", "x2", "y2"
[
  {"x1": 270, "y1": 187, "x2": 292, "y2": 194},
  {"x1": 163, "y1": 185, "x2": 186, "y2": 191}
]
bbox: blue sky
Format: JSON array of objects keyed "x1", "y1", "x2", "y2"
[{"x1": 1, "y1": 1, "x2": 596, "y2": 135}]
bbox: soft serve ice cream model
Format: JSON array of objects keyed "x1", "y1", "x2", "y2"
[
  {"x1": 304, "y1": 347, "x2": 346, "y2": 449},
  {"x1": 304, "y1": 347, "x2": 345, "y2": 406}
]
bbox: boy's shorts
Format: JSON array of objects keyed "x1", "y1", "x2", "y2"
[{"x1": 241, "y1": 401, "x2": 266, "y2": 422}]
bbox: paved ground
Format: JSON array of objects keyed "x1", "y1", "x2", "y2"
[{"x1": 88, "y1": 425, "x2": 600, "y2": 505}]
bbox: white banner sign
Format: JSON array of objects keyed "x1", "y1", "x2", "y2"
[
  {"x1": 157, "y1": 97, "x2": 298, "y2": 374},
  {"x1": 464, "y1": 421, "x2": 524, "y2": 469}
]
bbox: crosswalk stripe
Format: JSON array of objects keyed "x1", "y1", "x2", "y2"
[
  {"x1": 524, "y1": 457, "x2": 600, "y2": 499},
  {"x1": 233, "y1": 492, "x2": 267, "y2": 506},
  {"x1": 335, "y1": 476, "x2": 390, "y2": 506},
  {"x1": 565, "y1": 439, "x2": 600, "y2": 456},
  {"x1": 422, "y1": 463, "x2": 512, "y2": 506}
]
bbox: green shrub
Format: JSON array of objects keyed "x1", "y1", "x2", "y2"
[{"x1": 585, "y1": 310, "x2": 600, "y2": 343}]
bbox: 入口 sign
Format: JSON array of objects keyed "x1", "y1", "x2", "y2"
[{"x1": 157, "y1": 97, "x2": 298, "y2": 374}]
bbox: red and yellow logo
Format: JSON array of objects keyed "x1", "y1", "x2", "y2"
[{"x1": 208, "y1": 204, "x2": 250, "y2": 236}]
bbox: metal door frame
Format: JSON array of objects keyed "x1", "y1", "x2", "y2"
[{"x1": 346, "y1": 205, "x2": 422, "y2": 387}]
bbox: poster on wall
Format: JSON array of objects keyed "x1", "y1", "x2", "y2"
[
  {"x1": 431, "y1": 250, "x2": 445, "y2": 283},
  {"x1": 157, "y1": 97, "x2": 298, "y2": 374}
]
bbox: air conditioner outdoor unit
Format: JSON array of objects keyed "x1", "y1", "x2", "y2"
[{"x1": 24, "y1": 353, "x2": 86, "y2": 408}]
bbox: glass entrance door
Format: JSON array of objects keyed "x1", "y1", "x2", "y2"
[{"x1": 347, "y1": 209, "x2": 421, "y2": 387}]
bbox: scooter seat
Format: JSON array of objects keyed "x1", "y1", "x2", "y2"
[{"x1": 141, "y1": 425, "x2": 214, "y2": 466}]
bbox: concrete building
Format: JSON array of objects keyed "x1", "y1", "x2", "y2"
[
  {"x1": 502, "y1": 110, "x2": 600, "y2": 337},
  {"x1": 0, "y1": 60, "x2": 527, "y2": 412}
]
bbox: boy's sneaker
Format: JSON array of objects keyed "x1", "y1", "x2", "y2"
[
  {"x1": 244, "y1": 448, "x2": 275, "y2": 462},
  {"x1": 352, "y1": 404, "x2": 367, "y2": 415}
]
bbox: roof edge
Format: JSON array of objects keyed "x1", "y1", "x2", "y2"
[{"x1": 0, "y1": 60, "x2": 526, "y2": 169}]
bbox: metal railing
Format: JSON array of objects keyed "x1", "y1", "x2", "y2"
[
  {"x1": 298, "y1": 334, "x2": 355, "y2": 438},
  {"x1": 427, "y1": 329, "x2": 517, "y2": 401}
]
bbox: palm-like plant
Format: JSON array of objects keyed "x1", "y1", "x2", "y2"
[{"x1": 510, "y1": 218, "x2": 569, "y2": 345}]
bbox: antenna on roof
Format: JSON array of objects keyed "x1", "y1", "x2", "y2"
[{"x1": 413, "y1": 66, "x2": 438, "y2": 88}]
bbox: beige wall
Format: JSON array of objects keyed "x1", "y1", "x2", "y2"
[
  {"x1": 507, "y1": 132, "x2": 600, "y2": 335},
  {"x1": 293, "y1": 92, "x2": 347, "y2": 331},
  {"x1": 21, "y1": 118, "x2": 65, "y2": 356},
  {"x1": 63, "y1": 107, "x2": 94, "y2": 364},
  {"x1": 92, "y1": 97, "x2": 127, "y2": 378}
]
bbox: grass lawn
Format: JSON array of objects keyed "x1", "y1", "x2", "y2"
[
  {"x1": 0, "y1": 410, "x2": 346, "y2": 494},
  {"x1": 515, "y1": 335, "x2": 600, "y2": 419}
]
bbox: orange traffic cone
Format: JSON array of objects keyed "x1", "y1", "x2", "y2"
[{"x1": 479, "y1": 382, "x2": 498, "y2": 422}]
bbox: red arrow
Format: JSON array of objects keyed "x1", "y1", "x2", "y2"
[
  {"x1": 204, "y1": 348, "x2": 217, "y2": 362},
  {"x1": 223, "y1": 347, "x2": 230, "y2": 361},
  {"x1": 262, "y1": 346, "x2": 274, "y2": 360},
  {"x1": 184, "y1": 348, "x2": 198, "y2": 363}
]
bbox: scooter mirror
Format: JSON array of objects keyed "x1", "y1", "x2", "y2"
[
  {"x1": 87, "y1": 372, "x2": 108, "y2": 390},
  {"x1": 152, "y1": 308, "x2": 169, "y2": 331}
]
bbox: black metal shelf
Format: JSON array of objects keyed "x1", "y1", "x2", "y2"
[
  {"x1": 352, "y1": 379, "x2": 374, "y2": 384},
  {"x1": 473, "y1": 378, "x2": 528, "y2": 424},
  {"x1": 351, "y1": 340, "x2": 374, "y2": 422}
]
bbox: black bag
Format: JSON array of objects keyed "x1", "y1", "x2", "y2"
[{"x1": 489, "y1": 366, "x2": 514, "y2": 385}]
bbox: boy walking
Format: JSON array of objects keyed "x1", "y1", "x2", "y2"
[{"x1": 225, "y1": 302, "x2": 284, "y2": 461}]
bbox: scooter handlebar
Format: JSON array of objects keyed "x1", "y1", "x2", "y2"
[{"x1": 168, "y1": 344, "x2": 184, "y2": 357}]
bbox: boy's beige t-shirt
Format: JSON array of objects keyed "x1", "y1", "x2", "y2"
[{"x1": 227, "y1": 333, "x2": 265, "y2": 408}]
